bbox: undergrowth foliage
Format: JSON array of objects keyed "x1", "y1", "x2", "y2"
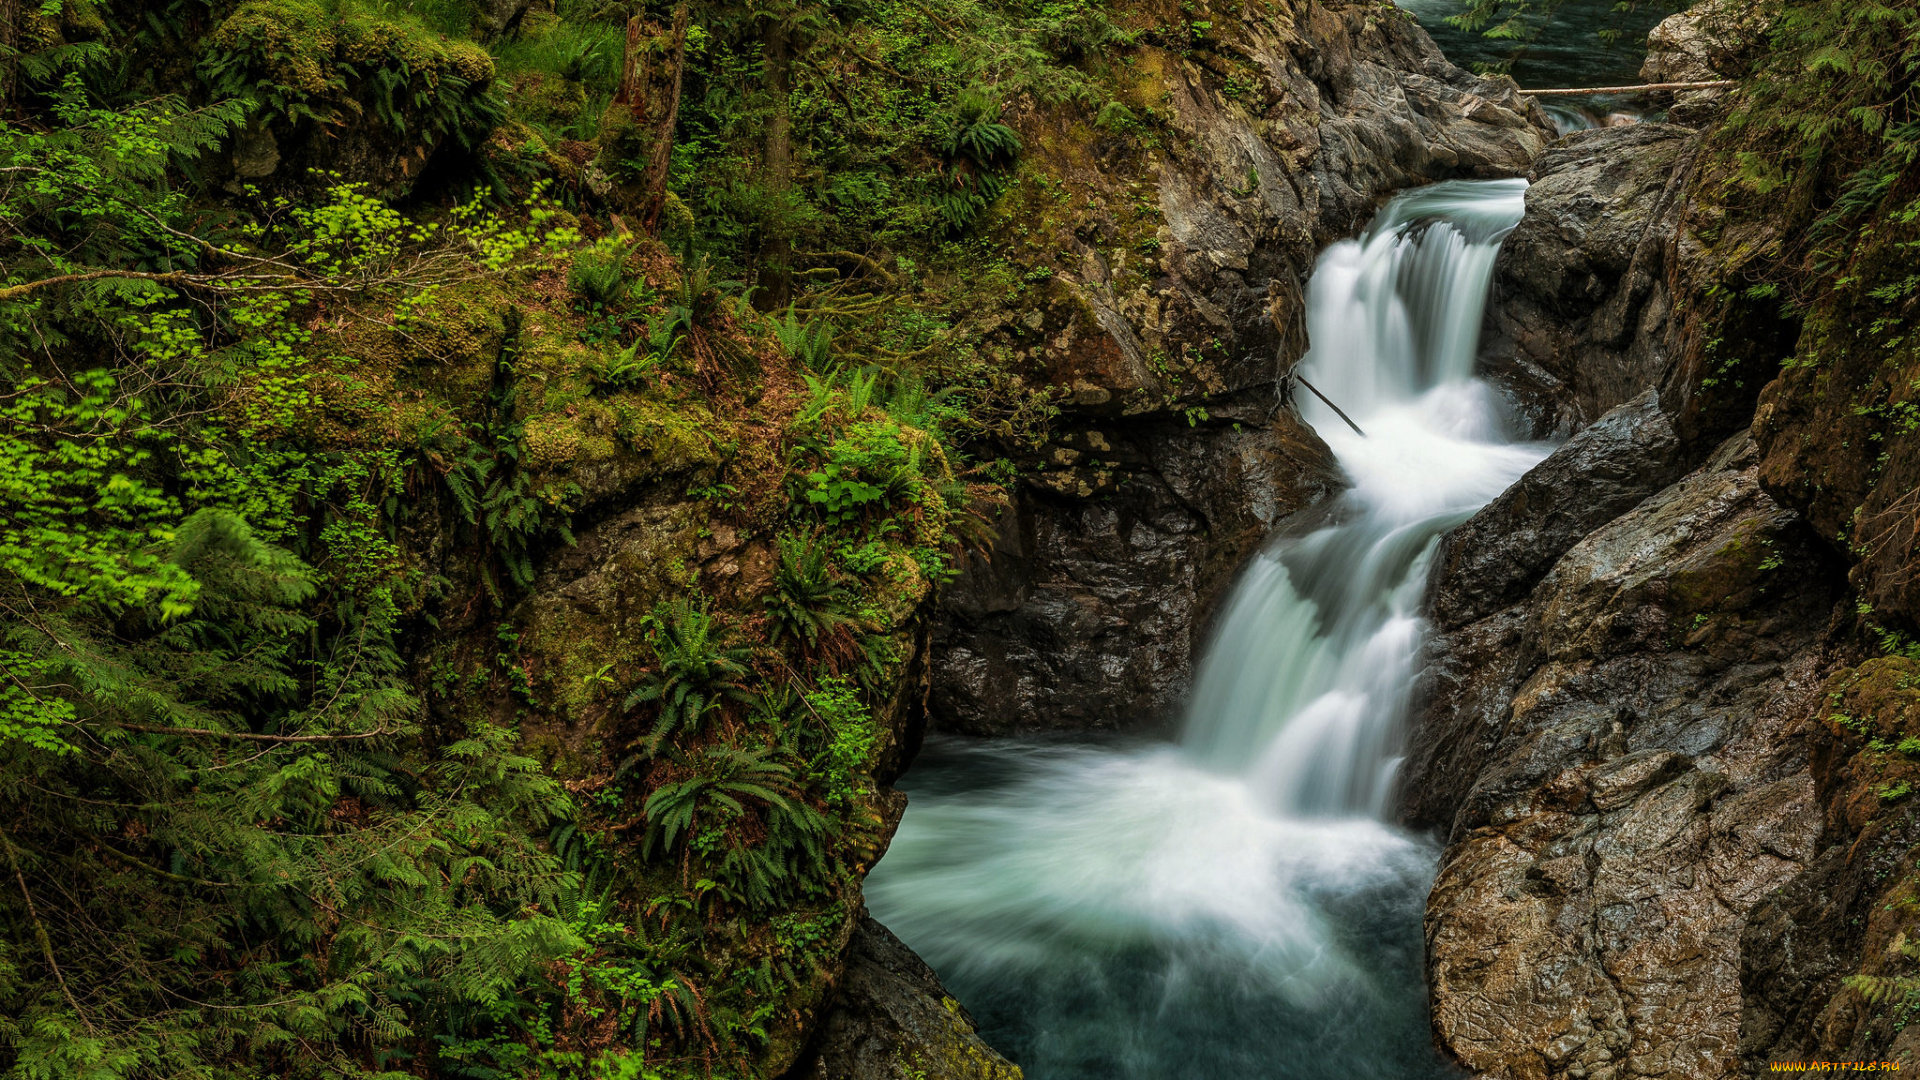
[
  {"x1": 0, "y1": 75, "x2": 610, "y2": 1076},
  {"x1": 1714, "y1": 0, "x2": 1920, "y2": 293},
  {"x1": 0, "y1": 0, "x2": 1046, "y2": 1075}
]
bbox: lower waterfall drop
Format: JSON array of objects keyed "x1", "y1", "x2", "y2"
[{"x1": 866, "y1": 179, "x2": 1547, "y2": 1079}]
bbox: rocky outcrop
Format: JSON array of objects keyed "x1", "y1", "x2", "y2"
[
  {"x1": 933, "y1": 0, "x2": 1557, "y2": 734},
  {"x1": 1477, "y1": 113, "x2": 1801, "y2": 459},
  {"x1": 1411, "y1": 433, "x2": 1843, "y2": 1080},
  {"x1": 1753, "y1": 225, "x2": 1920, "y2": 634},
  {"x1": 1408, "y1": 117, "x2": 1854, "y2": 1070},
  {"x1": 790, "y1": 917, "x2": 1024, "y2": 1080},
  {"x1": 1476, "y1": 123, "x2": 1701, "y2": 437},
  {"x1": 1425, "y1": 389, "x2": 1685, "y2": 632}
]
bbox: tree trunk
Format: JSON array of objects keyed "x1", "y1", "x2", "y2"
[
  {"x1": 1, "y1": 0, "x2": 19, "y2": 116},
  {"x1": 637, "y1": 2, "x2": 691, "y2": 232},
  {"x1": 607, "y1": 3, "x2": 690, "y2": 232},
  {"x1": 755, "y1": 15, "x2": 794, "y2": 311}
]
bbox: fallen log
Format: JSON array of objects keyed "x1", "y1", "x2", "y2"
[{"x1": 1521, "y1": 80, "x2": 1737, "y2": 97}]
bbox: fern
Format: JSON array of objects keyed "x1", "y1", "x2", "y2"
[
  {"x1": 940, "y1": 89, "x2": 1023, "y2": 168},
  {"x1": 773, "y1": 305, "x2": 836, "y2": 373},
  {"x1": 641, "y1": 744, "x2": 834, "y2": 911},
  {"x1": 622, "y1": 601, "x2": 759, "y2": 754},
  {"x1": 765, "y1": 532, "x2": 857, "y2": 660}
]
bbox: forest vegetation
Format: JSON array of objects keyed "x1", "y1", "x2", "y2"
[{"x1": 0, "y1": 0, "x2": 1917, "y2": 1075}]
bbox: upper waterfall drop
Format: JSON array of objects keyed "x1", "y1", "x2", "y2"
[
  {"x1": 866, "y1": 178, "x2": 1554, "y2": 1080},
  {"x1": 1179, "y1": 179, "x2": 1546, "y2": 815}
]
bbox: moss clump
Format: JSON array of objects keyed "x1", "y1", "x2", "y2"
[
  {"x1": 521, "y1": 411, "x2": 585, "y2": 468},
  {"x1": 1820, "y1": 657, "x2": 1920, "y2": 832},
  {"x1": 200, "y1": 0, "x2": 501, "y2": 178}
]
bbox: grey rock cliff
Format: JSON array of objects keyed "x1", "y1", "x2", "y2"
[
  {"x1": 1413, "y1": 434, "x2": 1841, "y2": 1080},
  {"x1": 1406, "y1": 104, "x2": 1854, "y2": 1080},
  {"x1": 1639, "y1": 0, "x2": 1766, "y2": 126}
]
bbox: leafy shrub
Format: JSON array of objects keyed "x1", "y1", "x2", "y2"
[
  {"x1": 804, "y1": 677, "x2": 877, "y2": 810},
  {"x1": 934, "y1": 88, "x2": 1022, "y2": 233},
  {"x1": 802, "y1": 460, "x2": 888, "y2": 525},
  {"x1": 198, "y1": 0, "x2": 505, "y2": 148},
  {"x1": 940, "y1": 88, "x2": 1022, "y2": 169},
  {"x1": 662, "y1": 254, "x2": 751, "y2": 382},
  {"x1": 795, "y1": 419, "x2": 929, "y2": 525}
]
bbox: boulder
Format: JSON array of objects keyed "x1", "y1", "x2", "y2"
[
  {"x1": 791, "y1": 917, "x2": 1023, "y2": 1080},
  {"x1": 1407, "y1": 434, "x2": 1844, "y2": 1080},
  {"x1": 1427, "y1": 389, "x2": 1684, "y2": 631},
  {"x1": 1639, "y1": 0, "x2": 1767, "y2": 127}
]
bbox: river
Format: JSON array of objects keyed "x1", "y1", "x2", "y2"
[{"x1": 1397, "y1": 0, "x2": 1673, "y2": 131}]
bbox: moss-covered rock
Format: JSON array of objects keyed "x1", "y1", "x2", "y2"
[
  {"x1": 792, "y1": 916, "x2": 1024, "y2": 1080},
  {"x1": 202, "y1": 0, "x2": 501, "y2": 195}
]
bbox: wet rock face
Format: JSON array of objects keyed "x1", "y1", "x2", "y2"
[
  {"x1": 1426, "y1": 389, "x2": 1684, "y2": 632},
  {"x1": 933, "y1": 0, "x2": 1556, "y2": 734},
  {"x1": 935, "y1": 409, "x2": 1341, "y2": 732},
  {"x1": 1476, "y1": 123, "x2": 1701, "y2": 438},
  {"x1": 1406, "y1": 434, "x2": 1844, "y2": 1080},
  {"x1": 792, "y1": 917, "x2": 1024, "y2": 1080}
]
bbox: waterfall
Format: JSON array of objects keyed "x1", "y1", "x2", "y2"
[
  {"x1": 1183, "y1": 178, "x2": 1544, "y2": 814},
  {"x1": 867, "y1": 179, "x2": 1548, "y2": 1079}
]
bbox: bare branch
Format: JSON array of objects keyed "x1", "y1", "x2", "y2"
[{"x1": 111, "y1": 722, "x2": 399, "y2": 743}]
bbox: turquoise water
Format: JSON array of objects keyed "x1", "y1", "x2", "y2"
[{"x1": 1398, "y1": 0, "x2": 1670, "y2": 88}]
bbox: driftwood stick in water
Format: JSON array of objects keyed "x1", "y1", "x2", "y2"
[
  {"x1": 1294, "y1": 375, "x2": 1366, "y2": 438},
  {"x1": 1521, "y1": 80, "x2": 1737, "y2": 97}
]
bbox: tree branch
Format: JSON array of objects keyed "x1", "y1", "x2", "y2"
[
  {"x1": 1, "y1": 825, "x2": 97, "y2": 1033},
  {"x1": 113, "y1": 722, "x2": 398, "y2": 743},
  {"x1": 0, "y1": 268, "x2": 319, "y2": 302}
]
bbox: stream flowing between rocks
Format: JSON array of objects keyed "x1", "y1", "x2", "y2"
[{"x1": 868, "y1": 180, "x2": 1552, "y2": 1079}]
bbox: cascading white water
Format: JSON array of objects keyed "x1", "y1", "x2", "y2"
[
  {"x1": 867, "y1": 179, "x2": 1549, "y2": 1079},
  {"x1": 1183, "y1": 179, "x2": 1546, "y2": 817}
]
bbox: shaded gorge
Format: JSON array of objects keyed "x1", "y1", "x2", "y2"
[{"x1": 868, "y1": 181, "x2": 1550, "y2": 1080}]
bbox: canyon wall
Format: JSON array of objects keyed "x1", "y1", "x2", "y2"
[
  {"x1": 930, "y1": 0, "x2": 1555, "y2": 734},
  {"x1": 1404, "y1": 1, "x2": 1920, "y2": 1071}
]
